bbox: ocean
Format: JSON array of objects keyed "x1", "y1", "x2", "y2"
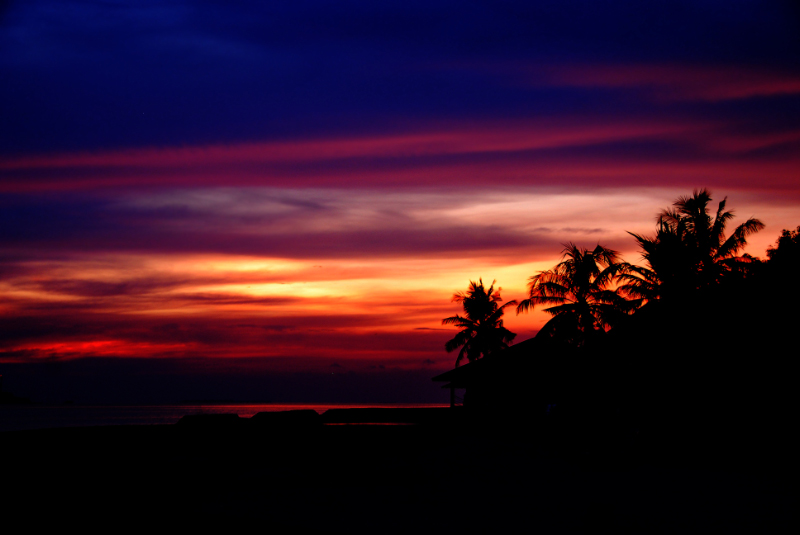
[{"x1": 0, "y1": 403, "x2": 448, "y2": 433}]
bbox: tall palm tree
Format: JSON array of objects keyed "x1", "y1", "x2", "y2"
[
  {"x1": 621, "y1": 189, "x2": 764, "y2": 302},
  {"x1": 442, "y1": 279, "x2": 517, "y2": 367},
  {"x1": 516, "y1": 243, "x2": 632, "y2": 345}
]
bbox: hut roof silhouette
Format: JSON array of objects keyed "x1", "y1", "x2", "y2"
[{"x1": 432, "y1": 336, "x2": 581, "y2": 408}]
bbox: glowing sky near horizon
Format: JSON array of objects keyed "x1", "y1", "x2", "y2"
[{"x1": 1, "y1": 1, "x2": 799, "y2": 387}]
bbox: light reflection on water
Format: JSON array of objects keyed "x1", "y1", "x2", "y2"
[{"x1": 0, "y1": 403, "x2": 447, "y2": 432}]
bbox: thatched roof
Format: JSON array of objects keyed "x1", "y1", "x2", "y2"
[{"x1": 431, "y1": 335, "x2": 585, "y2": 402}]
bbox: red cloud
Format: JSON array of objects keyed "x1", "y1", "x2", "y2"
[{"x1": 510, "y1": 62, "x2": 800, "y2": 102}]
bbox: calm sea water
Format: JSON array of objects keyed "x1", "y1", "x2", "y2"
[{"x1": 0, "y1": 403, "x2": 448, "y2": 433}]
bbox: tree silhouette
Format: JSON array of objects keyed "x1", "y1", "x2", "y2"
[
  {"x1": 516, "y1": 243, "x2": 632, "y2": 346},
  {"x1": 766, "y1": 225, "x2": 800, "y2": 266},
  {"x1": 621, "y1": 218, "x2": 695, "y2": 302},
  {"x1": 622, "y1": 189, "x2": 764, "y2": 302},
  {"x1": 442, "y1": 279, "x2": 517, "y2": 367}
]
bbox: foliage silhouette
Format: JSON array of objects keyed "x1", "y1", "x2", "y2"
[
  {"x1": 516, "y1": 243, "x2": 632, "y2": 346},
  {"x1": 621, "y1": 188, "x2": 764, "y2": 302},
  {"x1": 442, "y1": 279, "x2": 517, "y2": 367},
  {"x1": 766, "y1": 225, "x2": 800, "y2": 266}
]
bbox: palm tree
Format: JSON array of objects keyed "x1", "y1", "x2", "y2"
[
  {"x1": 621, "y1": 189, "x2": 764, "y2": 302},
  {"x1": 516, "y1": 243, "x2": 632, "y2": 345},
  {"x1": 442, "y1": 279, "x2": 517, "y2": 367},
  {"x1": 621, "y1": 218, "x2": 696, "y2": 302}
]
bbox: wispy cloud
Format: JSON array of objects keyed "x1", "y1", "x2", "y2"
[
  {"x1": 3, "y1": 116, "x2": 798, "y2": 196},
  {"x1": 528, "y1": 63, "x2": 800, "y2": 102}
]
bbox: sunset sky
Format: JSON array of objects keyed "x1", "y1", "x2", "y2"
[{"x1": 1, "y1": 1, "x2": 799, "y2": 403}]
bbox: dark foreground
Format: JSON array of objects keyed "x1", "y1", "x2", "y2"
[{"x1": 2, "y1": 409, "x2": 797, "y2": 533}]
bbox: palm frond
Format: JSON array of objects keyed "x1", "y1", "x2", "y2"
[
  {"x1": 592, "y1": 289, "x2": 627, "y2": 304},
  {"x1": 497, "y1": 299, "x2": 518, "y2": 310},
  {"x1": 592, "y1": 244, "x2": 621, "y2": 267},
  {"x1": 593, "y1": 264, "x2": 621, "y2": 287},
  {"x1": 542, "y1": 302, "x2": 580, "y2": 316},
  {"x1": 441, "y1": 314, "x2": 473, "y2": 327},
  {"x1": 658, "y1": 208, "x2": 683, "y2": 228},
  {"x1": 710, "y1": 198, "x2": 734, "y2": 247},
  {"x1": 531, "y1": 280, "x2": 570, "y2": 298},
  {"x1": 530, "y1": 294, "x2": 571, "y2": 306},
  {"x1": 455, "y1": 343, "x2": 470, "y2": 367},
  {"x1": 445, "y1": 330, "x2": 472, "y2": 353},
  {"x1": 716, "y1": 217, "x2": 765, "y2": 259},
  {"x1": 516, "y1": 298, "x2": 534, "y2": 315}
]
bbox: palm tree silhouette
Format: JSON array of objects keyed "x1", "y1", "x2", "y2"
[
  {"x1": 516, "y1": 243, "x2": 632, "y2": 345},
  {"x1": 442, "y1": 279, "x2": 517, "y2": 367},
  {"x1": 621, "y1": 219, "x2": 695, "y2": 302},
  {"x1": 621, "y1": 189, "x2": 764, "y2": 302}
]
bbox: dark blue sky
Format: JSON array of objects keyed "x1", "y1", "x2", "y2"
[{"x1": 2, "y1": 0, "x2": 798, "y2": 155}]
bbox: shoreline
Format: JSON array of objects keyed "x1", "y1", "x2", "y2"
[{"x1": 0, "y1": 402, "x2": 451, "y2": 433}]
